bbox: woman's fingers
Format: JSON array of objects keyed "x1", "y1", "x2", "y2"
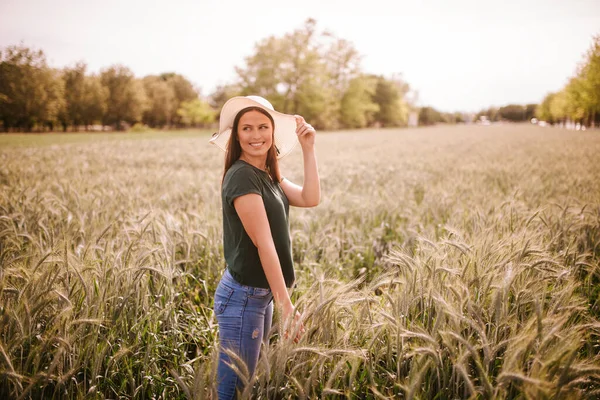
[
  {"x1": 294, "y1": 115, "x2": 315, "y2": 136},
  {"x1": 296, "y1": 122, "x2": 315, "y2": 136},
  {"x1": 293, "y1": 311, "x2": 304, "y2": 342},
  {"x1": 283, "y1": 310, "x2": 305, "y2": 343}
]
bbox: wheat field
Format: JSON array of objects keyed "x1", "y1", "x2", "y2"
[{"x1": 1, "y1": 124, "x2": 599, "y2": 399}]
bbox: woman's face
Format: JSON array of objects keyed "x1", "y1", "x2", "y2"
[{"x1": 237, "y1": 110, "x2": 273, "y2": 160}]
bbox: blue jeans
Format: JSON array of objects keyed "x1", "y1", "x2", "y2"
[{"x1": 214, "y1": 269, "x2": 274, "y2": 399}]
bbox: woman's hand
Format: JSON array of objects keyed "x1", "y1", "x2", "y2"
[
  {"x1": 295, "y1": 115, "x2": 316, "y2": 150},
  {"x1": 282, "y1": 302, "x2": 305, "y2": 343}
]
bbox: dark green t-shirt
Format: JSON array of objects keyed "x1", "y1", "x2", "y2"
[{"x1": 221, "y1": 159, "x2": 294, "y2": 289}]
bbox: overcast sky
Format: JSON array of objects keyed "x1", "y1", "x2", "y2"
[{"x1": 1, "y1": 0, "x2": 599, "y2": 112}]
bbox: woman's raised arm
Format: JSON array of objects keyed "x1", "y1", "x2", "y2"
[{"x1": 280, "y1": 115, "x2": 320, "y2": 207}]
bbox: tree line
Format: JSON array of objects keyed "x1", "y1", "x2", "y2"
[
  {"x1": 535, "y1": 35, "x2": 600, "y2": 127},
  {"x1": 0, "y1": 19, "x2": 457, "y2": 133},
  {"x1": 475, "y1": 104, "x2": 538, "y2": 123},
  {"x1": 461, "y1": 35, "x2": 599, "y2": 127},
  {"x1": 0, "y1": 45, "x2": 214, "y2": 132},
  {"x1": 2, "y1": 20, "x2": 597, "y2": 132}
]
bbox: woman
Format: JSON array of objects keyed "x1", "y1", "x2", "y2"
[{"x1": 209, "y1": 95, "x2": 320, "y2": 399}]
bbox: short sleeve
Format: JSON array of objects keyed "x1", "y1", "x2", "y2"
[{"x1": 223, "y1": 166, "x2": 262, "y2": 206}]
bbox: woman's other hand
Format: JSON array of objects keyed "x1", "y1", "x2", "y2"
[
  {"x1": 295, "y1": 115, "x2": 316, "y2": 150},
  {"x1": 282, "y1": 302, "x2": 305, "y2": 343}
]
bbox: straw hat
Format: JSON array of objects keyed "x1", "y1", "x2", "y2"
[{"x1": 209, "y1": 95, "x2": 298, "y2": 159}]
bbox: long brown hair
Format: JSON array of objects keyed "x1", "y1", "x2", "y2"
[{"x1": 222, "y1": 106, "x2": 282, "y2": 184}]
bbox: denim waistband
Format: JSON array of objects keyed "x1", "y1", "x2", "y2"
[
  {"x1": 222, "y1": 268, "x2": 239, "y2": 286},
  {"x1": 222, "y1": 268, "x2": 272, "y2": 296}
]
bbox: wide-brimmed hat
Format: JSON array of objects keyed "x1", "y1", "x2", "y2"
[{"x1": 209, "y1": 95, "x2": 298, "y2": 159}]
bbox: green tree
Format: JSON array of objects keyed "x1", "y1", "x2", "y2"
[
  {"x1": 236, "y1": 19, "x2": 324, "y2": 121},
  {"x1": 418, "y1": 106, "x2": 443, "y2": 126},
  {"x1": 319, "y1": 35, "x2": 362, "y2": 128},
  {"x1": 43, "y1": 68, "x2": 66, "y2": 131},
  {"x1": 234, "y1": 19, "x2": 362, "y2": 129},
  {"x1": 536, "y1": 93, "x2": 555, "y2": 123},
  {"x1": 525, "y1": 104, "x2": 537, "y2": 121},
  {"x1": 62, "y1": 62, "x2": 107, "y2": 131},
  {"x1": 453, "y1": 112, "x2": 465, "y2": 123},
  {"x1": 80, "y1": 75, "x2": 108, "y2": 129},
  {"x1": 564, "y1": 76, "x2": 589, "y2": 123},
  {"x1": 475, "y1": 107, "x2": 500, "y2": 122},
  {"x1": 537, "y1": 35, "x2": 600, "y2": 127},
  {"x1": 142, "y1": 75, "x2": 176, "y2": 128},
  {"x1": 340, "y1": 75, "x2": 379, "y2": 128},
  {"x1": 177, "y1": 98, "x2": 215, "y2": 127},
  {"x1": 549, "y1": 90, "x2": 568, "y2": 123},
  {"x1": 100, "y1": 65, "x2": 147, "y2": 130},
  {"x1": 498, "y1": 104, "x2": 530, "y2": 122},
  {"x1": 61, "y1": 62, "x2": 87, "y2": 129},
  {"x1": 577, "y1": 35, "x2": 600, "y2": 125},
  {"x1": 160, "y1": 73, "x2": 198, "y2": 126},
  {"x1": 209, "y1": 83, "x2": 242, "y2": 117},
  {"x1": 372, "y1": 76, "x2": 409, "y2": 127},
  {"x1": 0, "y1": 44, "x2": 65, "y2": 131}
]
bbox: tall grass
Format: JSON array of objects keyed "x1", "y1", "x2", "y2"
[{"x1": 1, "y1": 125, "x2": 599, "y2": 398}]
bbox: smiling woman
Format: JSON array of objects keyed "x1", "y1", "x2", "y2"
[
  {"x1": 238, "y1": 110, "x2": 273, "y2": 156},
  {"x1": 232, "y1": 107, "x2": 278, "y2": 180},
  {"x1": 209, "y1": 95, "x2": 320, "y2": 399}
]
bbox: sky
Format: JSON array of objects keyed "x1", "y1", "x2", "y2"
[{"x1": 1, "y1": 0, "x2": 599, "y2": 112}]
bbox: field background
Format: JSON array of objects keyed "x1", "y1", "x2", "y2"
[{"x1": 1, "y1": 124, "x2": 599, "y2": 399}]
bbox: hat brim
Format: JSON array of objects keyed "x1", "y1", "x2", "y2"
[{"x1": 209, "y1": 97, "x2": 298, "y2": 159}]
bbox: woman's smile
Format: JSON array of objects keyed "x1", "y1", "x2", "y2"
[{"x1": 238, "y1": 110, "x2": 273, "y2": 161}]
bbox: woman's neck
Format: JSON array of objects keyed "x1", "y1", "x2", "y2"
[{"x1": 239, "y1": 154, "x2": 267, "y2": 172}]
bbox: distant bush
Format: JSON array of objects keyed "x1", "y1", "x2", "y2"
[{"x1": 130, "y1": 122, "x2": 152, "y2": 132}]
